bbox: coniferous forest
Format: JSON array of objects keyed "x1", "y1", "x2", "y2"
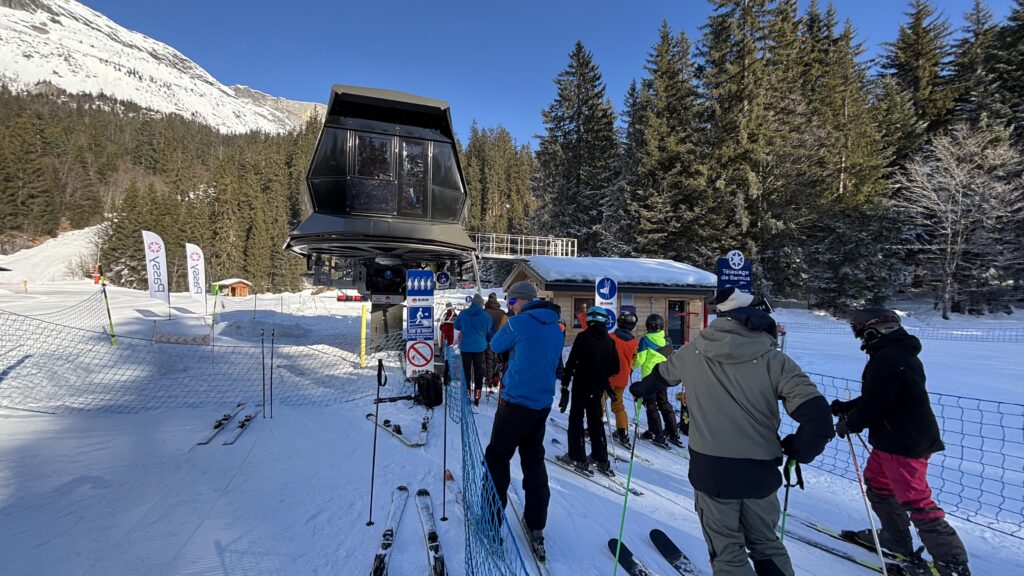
[{"x1": 1, "y1": 0, "x2": 1022, "y2": 315}]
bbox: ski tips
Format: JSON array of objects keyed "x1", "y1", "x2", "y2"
[
  {"x1": 416, "y1": 488, "x2": 430, "y2": 496},
  {"x1": 397, "y1": 485, "x2": 409, "y2": 492}
]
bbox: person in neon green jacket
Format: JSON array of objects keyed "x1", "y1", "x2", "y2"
[{"x1": 633, "y1": 314, "x2": 680, "y2": 447}]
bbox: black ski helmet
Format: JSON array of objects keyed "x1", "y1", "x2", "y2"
[
  {"x1": 617, "y1": 310, "x2": 638, "y2": 331},
  {"x1": 849, "y1": 308, "x2": 901, "y2": 342},
  {"x1": 645, "y1": 313, "x2": 665, "y2": 332}
]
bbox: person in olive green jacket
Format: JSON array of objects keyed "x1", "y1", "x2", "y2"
[
  {"x1": 633, "y1": 313, "x2": 680, "y2": 448},
  {"x1": 631, "y1": 287, "x2": 833, "y2": 576}
]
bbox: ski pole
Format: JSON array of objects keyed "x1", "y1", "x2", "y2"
[
  {"x1": 843, "y1": 416, "x2": 888, "y2": 576},
  {"x1": 613, "y1": 395, "x2": 643, "y2": 576},
  {"x1": 367, "y1": 359, "x2": 387, "y2": 527},
  {"x1": 261, "y1": 329, "x2": 266, "y2": 418},
  {"x1": 441, "y1": 348, "x2": 449, "y2": 522},
  {"x1": 269, "y1": 329, "x2": 275, "y2": 418},
  {"x1": 779, "y1": 458, "x2": 803, "y2": 542}
]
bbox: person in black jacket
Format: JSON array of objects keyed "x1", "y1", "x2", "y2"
[
  {"x1": 556, "y1": 306, "x2": 620, "y2": 477},
  {"x1": 833, "y1": 308, "x2": 970, "y2": 576}
]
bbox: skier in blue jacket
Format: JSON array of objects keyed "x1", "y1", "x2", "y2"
[
  {"x1": 484, "y1": 281, "x2": 564, "y2": 562},
  {"x1": 454, "y1": 293, "x2": 495, "y2": 405}
]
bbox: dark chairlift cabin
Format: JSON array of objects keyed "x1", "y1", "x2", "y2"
[{"x1": 284, "y1": 85, "x2": 476, "y2": 270}]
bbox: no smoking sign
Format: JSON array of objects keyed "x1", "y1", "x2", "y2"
[{"x1": 405, "y1": 340, "x2": 434, "y2": 377}]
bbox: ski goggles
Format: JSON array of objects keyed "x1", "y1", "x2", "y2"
[{"x1": 507, "y1": 298, "x2": 517, "y2": 307}]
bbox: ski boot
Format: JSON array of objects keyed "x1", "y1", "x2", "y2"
[
  {"x1": 898, "y1": 553, "x2": 934, "y2": 576},
  {"x1": 666, "y1": 434, "x2": 685, "y2": 448},
  {"x1": 556, "y1": 453, "x2": 592, "y2": 476},
  {"x1": 528, "y1": 529, "x2": 547, "y2": 563},
  {"x1": 841, "y1": 529, "x2": 914, "y2": 559},
  {"x1": 934, "y1": 560, "x2": 971, "y2": 576},
  {"x1": 640, "y1": 430, "x2": 653, "y2": 441},
  {"x1": 651, "y1": 434, "x2": 670, "y2": 449},
  {"x1": 613, "y1": 428, "x2": 632, "y2": 449},
  {"x1": 595, "y1": 460, "x2": 615, "y2": 478}
]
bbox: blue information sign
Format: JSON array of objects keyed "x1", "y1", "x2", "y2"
[
  {"x1": 406, "y1": 269, "x2": 435, "y2": 341},
  {"x1": 716, "y1": 250, "x2": 753, "y2": 293},
  {"x1": 435, "y1": 271, "x2": 451, "y2": 288}
]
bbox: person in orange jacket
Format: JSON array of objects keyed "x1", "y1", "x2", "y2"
[{"x1": 608, "y1": 310, "x2": 640, "y2": 448}]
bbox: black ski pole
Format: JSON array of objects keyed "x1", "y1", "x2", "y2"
[
  {"x1": 367, "y1": 358, "x2": 387, "y2": 526},
  {"x1": 270, "y1": 329, "x2": 275, "y2": 418},
  {"x1": 779, "y1": 457, "x2": 803, "y2": 542},
  {"x1": 261, "y1": 329, "x2": 266, "y2": 418},
  {"x1": 441, "y1": 352, "x2": 450, "y2": 522}
]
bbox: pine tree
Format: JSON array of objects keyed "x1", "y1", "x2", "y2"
[
  {"x1": 880, "y1": 0, "x2": 955, "y2": 134},
  {"x1": 949, "y1": 0, "x2": 1008, "y2": 128},
  {"x1": 535, "y1": 41, "x2": 619, "y2": 255},
  {"x1": 991, "y1": 0, "x2": 1024, "y2": 141},
  {"x1": 699, "y1": 0, "x2": 774, "y2": 282}
]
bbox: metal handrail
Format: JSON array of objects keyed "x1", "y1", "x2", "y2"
[{"x1": 468, "y1": 233, "x2": 577, "y2": 259}]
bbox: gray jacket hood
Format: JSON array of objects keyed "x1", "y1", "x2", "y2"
[{"x1": 695, "y1": 317, "x2": 777, "y2": 364}]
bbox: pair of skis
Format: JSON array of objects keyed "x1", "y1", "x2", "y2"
[
  {"x1": 786, "y1": 520, "x2": 935, "y2": 575},
  {"x1": 609, "y1": 529, "x2": 701, "y2": 575},
  {"x1": 548, "y1": 417, "x2": 654, "y2": 465},
  {"x1": 196, "y1": 402, "x2": 263, "y2": 446},
  {"x1": 365, "y1": 409, "x2": 432, "y2": 447},
  {"x1": 547, "y1": 438, "x2": 642, "y2": 497},
  {"x1": 370, "y1": 486, "x2": 447, "y2": 576}
]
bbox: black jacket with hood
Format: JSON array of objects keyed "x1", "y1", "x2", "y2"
[
  {"x1": 834, "y1": 328, "x2": 944, "y2": 458},
  {"x1": 563, "y1": 323, "x2": 619, "y2": 398}
]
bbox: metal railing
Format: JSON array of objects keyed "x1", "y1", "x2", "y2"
[{"x1": 469, "y1": 233, "x2": 577, "y2": 259}]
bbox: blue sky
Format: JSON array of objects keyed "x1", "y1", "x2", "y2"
[{"x1": 81, "y1": 0, "x2": 1016, "y2": 146}]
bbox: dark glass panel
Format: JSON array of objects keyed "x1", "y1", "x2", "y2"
[
  {"x1": 431, "y1": 187, "x2": 463, "y2": 223},
  {"x1": 308, "y1": 179, "x2": 347, "y2": 213},
  {"x1": 399, "y1": 139, "x2": 428, "y2": 218},
  {"x1": 355, "y1": 134, "x2": 393, "y2": 179},
  {"x1": 431, "y1": 142, "x2": 463, "y2": 192},
  {"x1": 311, "y1": 128, "x2": 348, "y2": 177},
  {"x1": 348, "y1": 179, "x2": 397, "y2": 214}
]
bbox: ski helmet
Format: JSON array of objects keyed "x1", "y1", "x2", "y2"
[
  {"x1": 585, "y1": 306, "x2": 610, "y2": 325},
  {"x1": 645, "y1": 313, "x2": 665, "y2": 332},
  {"x1": 849, "y1": 308, "x2": 901, "y2": 342},
  {"x1": 617, "y1": 310, "x2": 638, "y2": 331}
]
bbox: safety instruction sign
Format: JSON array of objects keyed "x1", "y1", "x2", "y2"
[{"x1": 405, "y1": 340, "x2": 434, "y2": 377}]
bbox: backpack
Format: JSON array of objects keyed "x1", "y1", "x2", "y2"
[{"x1": 415, "y1": 372, "x2": 444, "y2": 408}]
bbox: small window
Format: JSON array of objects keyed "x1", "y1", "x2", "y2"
[
  {"x1": 399, "y1": 139, "x2": 428, "y2": 217},
  {"x1": 431, "y1": 187, "x2": 463, "y2": 222},
  {"x1": 572, "y1": 298, "x2": 595, "y2": 329},
  {"x1": 356, "y1": 134, "x2": 393, "y2": 179},
  {"x1": 348, "y1": 179, "x2": 397, "y2": 214},
  {"x1": 311, "y1": 128, "x2": 348, "y2": 177},
  {"x1": 431, "y1": 142, "x2": 463, "y2": 192}
]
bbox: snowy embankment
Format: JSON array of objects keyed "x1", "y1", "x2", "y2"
[{"x1": 1, "y1": 229, "x2": 1022, "y2": 575}]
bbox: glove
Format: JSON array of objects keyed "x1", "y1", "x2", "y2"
[
  {"x1": 780, "y1": 434, "x2": 799, "y2": 460},
  {"x1": 629, "y1": 368, "x2": 668, "y2": 401},
  {"x1": 558, "y1": 386, "x2": 569, "y2": 413},
  {"x1": 783, "y1": 457, "x2": 804, "y2": 490},
  {"x1": 831, "y1": 399, "x2": 853, "y2": 416},
  {"x1": 835, "y1": 417, "x2": 849, "y2": 439}
]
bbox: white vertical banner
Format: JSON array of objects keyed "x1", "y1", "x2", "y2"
[
  {"x1": 141, "y1": 230, "x2": 169, "y2": 303},
  {"x1": 184, "y1": 243, "x2": 207, "y2": 303}
]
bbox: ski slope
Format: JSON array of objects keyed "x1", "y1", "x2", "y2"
[{"x1": 1, "y1": 233, "x2": 1022, "y2": 575}]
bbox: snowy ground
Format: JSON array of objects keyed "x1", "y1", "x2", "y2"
[{"x1": 1, "y1": 234, "x2": 1022, "y2": 575}]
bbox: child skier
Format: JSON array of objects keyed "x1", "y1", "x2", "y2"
[
  {"x1": 634, "y1": 313, "x2": 680, "y2": 448},
  {"x1": 557, "y1": 306, "x2": 620, "y2": 476},
  {"x1": 608, "y1": 310, "x2": 639, "y2": 448}
]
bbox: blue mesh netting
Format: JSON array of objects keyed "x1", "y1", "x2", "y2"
[
  {"x1": 445, "y1": 348, "x2": 531, "y2": 575},
  {"x1": 780, "y1": 373, "x2": 1024, "y2": 539}
]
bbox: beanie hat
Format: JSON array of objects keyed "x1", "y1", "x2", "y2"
[
  {"x1": 506, "y1": 281, "x2": 538, "y2": 302},
  {"x1": 714, "y1": 286, "x2": 755, "y2": 312},
  {"x1": 471, "y1": 294, "x2": 485, "y2": 306}
]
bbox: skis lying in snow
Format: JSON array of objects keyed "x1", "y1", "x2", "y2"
[
  {"x1": 548, "y1": 417, "x2": 653, "y2": 465},
  {"x1": 415, "y1": 489, "x2": 447, "y2": 576},
  {"x1": 197, "y1": 402, "x2": 245, "y2": 445},
  {"x1": 608, "y1": 538, "x2": 657, "y2": 576},
  {"x1": 222, "y1": 403, "x2": 263, "y2": 445},
  {"x1": 365, "y1": 411, "x2": 430, "y2": 447},
  {"x1": 784, "y1": 529, "x2": 910, "y2": 574},
  {"x1": 371, "y1": 485, "x2": 410, "y2": 576},
  {"x1": 794, "y1": 521, "x2": 936, "y2": 574},
  {"x1": 546, "y1": 439, "x2": 642, "y2": 497},
  {"x1": 650, "y1": 529, "x2": 701, "y2": 575}
]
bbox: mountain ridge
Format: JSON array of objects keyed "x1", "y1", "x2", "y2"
[{"x1": 0, "y1": 0, "x2": 324, "y2": 133}]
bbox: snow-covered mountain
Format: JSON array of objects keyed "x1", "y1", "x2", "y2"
[{"x1": 0, "y1": 0, "x2": 324, "y2": 134}]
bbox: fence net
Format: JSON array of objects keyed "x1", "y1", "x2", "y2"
[
  {"x1": 780, "y1": 373, "x2": 1024, "y2": 539},
  {"x1": 781, "y1": 321, "x2": 1024, "y2": 343},
  {"x1": 0, "y1": 301, "x2": 396, "y2": 414},
  {"x1": 445, "y1": 348, "x2": 530, "y2": 576}
]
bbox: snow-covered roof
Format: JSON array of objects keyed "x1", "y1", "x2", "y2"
[
  {"x1": 524, "y1": 256, "x2": 717, "y2": 288},
  {"x1": 213, "y1": 278, "x2": 253, "y2": 287}
]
